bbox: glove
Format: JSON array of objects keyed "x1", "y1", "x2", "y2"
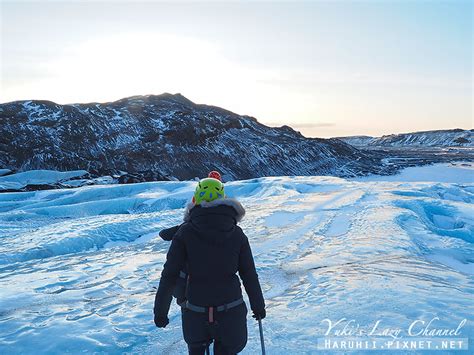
[
  {"x1": 176, "y1": 298, "x2": 186, "y2": 306},
  {"x1": 154, "y1": 315, "x2": 169, "y2": 328},
  {"x1": 252, "y1": 309, "x2": 266, "y2": 320},
  {"x1": 159, "y1": 225, "x2": 180, "y2": 241}
]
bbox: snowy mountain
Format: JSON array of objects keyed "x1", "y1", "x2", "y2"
[
  {"x1": 0, "y1": 163, "x2": 472, "y2": 353},
  {"x1": 338, "y1": 129, "x2": 473, "y2": 147},
  {"x1": 0, "y1": 94, "x2": 394, "y2": 181}
]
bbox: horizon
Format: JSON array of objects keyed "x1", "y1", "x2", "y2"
[
  {"x1": 1, "y1": 91, "x2": 472, "y2": 139},
  {"x1": 1, "y1": 0, "x2": 472, "y2": 138}
]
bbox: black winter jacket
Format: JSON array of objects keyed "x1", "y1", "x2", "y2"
[
  {"x1": 154, "y1": 198, "x2": 265, "y2": 319},
  {"x1": 159, "y1": 225, "x2": 188, "y2": 302}
]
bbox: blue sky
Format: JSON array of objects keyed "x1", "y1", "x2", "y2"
[{"x1": 1, "y1": 0, "x2": 472, "y2": 137}]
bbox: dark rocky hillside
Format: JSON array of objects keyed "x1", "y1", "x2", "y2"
[
  {"x1": 0, "y1": 93, "x2": 395, "y2": 181},
  {"x1": 338, "y1": 129, "x2": 473, "y2": 148}
]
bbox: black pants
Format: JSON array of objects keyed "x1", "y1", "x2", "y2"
[
  {"x1": 182, "y1": 302, "x2": 248, "y2": 355},
  {"x1": 187, "y1": 339, "x2": 234, "y2": 355}
]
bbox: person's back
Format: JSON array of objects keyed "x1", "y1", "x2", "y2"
[
  {"x1": 182, "y1": 199, "x2": 264, "y2": 310},
  {"x1": 154, "y1": 177, "x2": 266, "y2": 354}
]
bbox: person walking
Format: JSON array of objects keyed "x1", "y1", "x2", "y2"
[
  {"x1": 154, "y1": 176, "x2": 266, "y2": 354},
  {"x1": 158, "y1": 171, "x2": 225, "y2": 306}
]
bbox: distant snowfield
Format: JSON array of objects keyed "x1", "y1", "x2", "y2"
[
  {"x1": 355, "y1": 161, "x2": 474, "y2": 183},
  {"x1": 0, "y1": 163, "x2": 473, "y2": 354}
]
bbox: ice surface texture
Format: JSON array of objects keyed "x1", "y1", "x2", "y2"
[
  {"x1": 0, "y1": 170, "x2": 89, "y2": 191},
  {"x1": 0, "y1": 163, "x2": 473, "y2": 354}
]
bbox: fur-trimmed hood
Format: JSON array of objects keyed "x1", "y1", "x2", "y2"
[{"x1": 183, "y1": 198, "x2": 245, "y2": 223}]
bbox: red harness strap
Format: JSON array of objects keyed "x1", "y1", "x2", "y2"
[{"x1": 208, "y1": 306, "x2": 214, "y2": 323}]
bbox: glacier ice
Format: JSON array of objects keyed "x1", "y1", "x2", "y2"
[
  {"x1": 0, "y1": 170, "x2": 89, "y2": 191},
  {"x1": 0, "y1": 163, "x2": 472, "y2": 353}
]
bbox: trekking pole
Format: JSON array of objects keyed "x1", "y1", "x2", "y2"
[
  {"x1": 258, "y1": 318, "x2": 266, "y2": 355},
  {"x1": 205, "y1": 339, "x2": 211, "y2": 355}
]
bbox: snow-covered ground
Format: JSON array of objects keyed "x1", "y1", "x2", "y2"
[
  {"x1": 354, "y1": 161, "x2": 474, "y2": 184},
  {"x1": 0, "y1": 163, "x2": 472, "y2": 354}
]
